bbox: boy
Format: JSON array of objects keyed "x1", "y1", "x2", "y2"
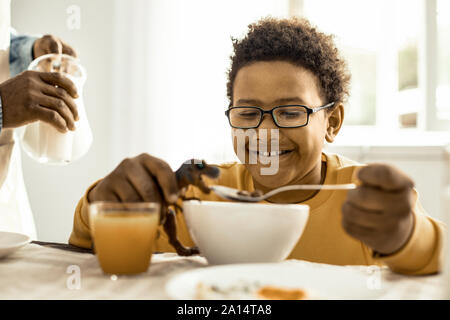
[{"x1": 69, "y1": 17, "x2": 444, "y2": 275}]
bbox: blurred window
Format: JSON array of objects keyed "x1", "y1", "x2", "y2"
[
  {"x1": 437, "y1": 0, "x2": 450, "y2": 120},
  {"x1": 297, "y1": 0, "x2": 449, "y2": 130}
]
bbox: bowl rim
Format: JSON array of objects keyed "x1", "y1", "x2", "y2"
[
  {"x1": 182, "y1": 199, "x2": 309, "y2": 211},
  {"x1": 0, "y1": 231, "x2": 31, "y2": 249}
]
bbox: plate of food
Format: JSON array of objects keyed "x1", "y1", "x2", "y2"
[
  {"x1": 0, "y1": 231, "x2": 31, "y2": 259},
  {"x1": 165, "y1": 262, "x2": 386, "y2": 300}
]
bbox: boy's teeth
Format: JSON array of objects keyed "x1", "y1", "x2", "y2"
[{"x1": 260, "y1": 151, "x2": 284, "y2": 156}]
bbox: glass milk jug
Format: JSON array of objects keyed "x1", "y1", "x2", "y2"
[{"x1": 20, "y1": 53, "x2": 92, "y2": 165}]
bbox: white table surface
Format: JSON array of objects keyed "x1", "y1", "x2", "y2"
[{"x1": 0, "y1": 244, "x2": 445, "y2": 300}]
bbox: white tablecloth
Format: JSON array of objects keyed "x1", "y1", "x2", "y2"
[{"x1": 0, "y1": 244, "x2": 445, "y2": 299}]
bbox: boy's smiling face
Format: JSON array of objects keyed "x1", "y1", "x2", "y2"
[{"x1": 232, "y1": 60, "x2": 342, "y2": 192}]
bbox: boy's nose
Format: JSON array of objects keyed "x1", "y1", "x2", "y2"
[
  {"x1": 255, "y1": 115, "x2": 280, "y2": 144},
  {"x1": 258, "y1": 114, "x2": 278, "y2": 130}
]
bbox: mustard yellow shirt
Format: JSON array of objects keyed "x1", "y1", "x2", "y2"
[{"x1": 69, "y1": 152, "x2": 445, "y2": 275}]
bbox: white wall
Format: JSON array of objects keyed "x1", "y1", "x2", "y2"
[
  {"x1": 108, "y1": 0, "x2": 289, "y2": 170},
  {"x1": 11, "y1": 0, "x2": 116, "y2": 242}
]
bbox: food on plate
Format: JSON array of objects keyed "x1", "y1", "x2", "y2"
[
  {"x1": 195, "y1": 281, "x2": 309, "y2": 300},
  {"x1": 256, "y1": 285, "x2": 308, "y2": 300}
]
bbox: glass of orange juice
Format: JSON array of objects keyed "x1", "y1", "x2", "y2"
[{"x1": 89, "y1": 202, "x2": 160, "y2": 275}]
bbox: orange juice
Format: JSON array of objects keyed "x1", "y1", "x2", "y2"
[{"x1": 89, "y1": 203, "x2": 160, "y2": 275}]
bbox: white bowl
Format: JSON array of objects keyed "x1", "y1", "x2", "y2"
[
  {"x1": 182, "y1": 200, "x2": 309, "y2": 265},
  {"x1": 0, "y1": 231, "x2": 31, "y2": 258}
]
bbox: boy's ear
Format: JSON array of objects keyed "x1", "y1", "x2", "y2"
[{"x1": 325, "y1": 103, "x2": 344, "y2": 143}]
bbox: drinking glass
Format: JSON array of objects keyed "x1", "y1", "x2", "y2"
[{"x1": 89, "y1": 202, "x2": 160, "y2": 275}]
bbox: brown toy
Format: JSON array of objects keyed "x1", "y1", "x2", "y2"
[{"x1": 161, "y1": 159, "x2": 220, "y2": 256}]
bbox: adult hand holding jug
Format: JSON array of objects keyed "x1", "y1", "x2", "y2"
[{"x1": 20, "y1": 53, "x2": 92, "y2": 165}]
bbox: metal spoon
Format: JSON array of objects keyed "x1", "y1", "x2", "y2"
[{"x1": 210, "y1": 183, "x2": 357, "y2": 202}]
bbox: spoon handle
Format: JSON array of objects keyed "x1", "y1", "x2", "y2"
[{"x1": 264, "y1": 183, "x2": 357, "y2": 199}]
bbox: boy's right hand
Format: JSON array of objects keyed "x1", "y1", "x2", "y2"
[
  {"x1": 88, "y1": 154, "x2": 180, "y2": 209},
  {"x1": 0, "y1": 70, "x2": 79, "y2": 132}
]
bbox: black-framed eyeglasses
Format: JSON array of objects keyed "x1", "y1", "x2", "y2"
[{"x1": 225, "y1": 102, "x2": 335, "y2": 129}]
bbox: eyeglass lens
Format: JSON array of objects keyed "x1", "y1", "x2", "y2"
[{"x1": 228, "y1": 106, "x2": 308, "y2": 128}]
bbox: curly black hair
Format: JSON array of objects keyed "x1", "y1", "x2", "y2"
[{"x1": 227, "y1": 17, "x2": 351, "y2": 108}]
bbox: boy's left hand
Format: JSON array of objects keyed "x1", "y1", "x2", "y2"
[{"x1": 342, "y1": 164, "x2": 415, "y2": 255}]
